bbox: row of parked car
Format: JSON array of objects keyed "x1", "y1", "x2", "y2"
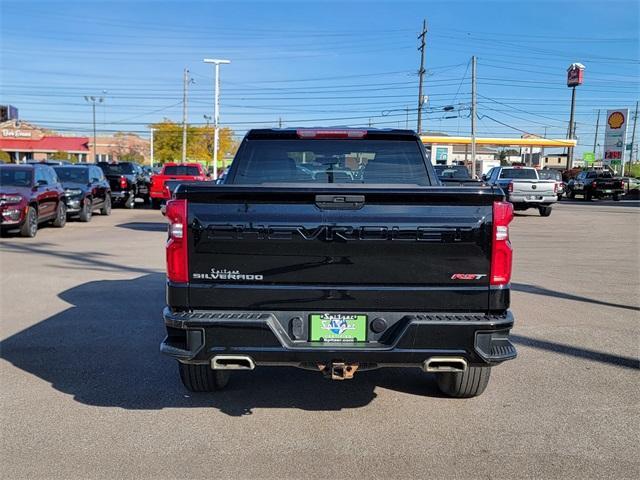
[{"x1": 0, "y1": 160, "x2": 218, "y2": 237}]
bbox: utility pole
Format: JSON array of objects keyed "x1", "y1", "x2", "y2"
[
  {"x1": 278, "y1": 117, "x2": 283, "y2": 128},
  {"x1": 368, "y1": 118, "x2": 373, "y2": 127},
  {"x1": 405, "y1": 106, "x2": 409, "y2": 129},
  {"x1": 567, "y1": 86, "x2": 577, "y2": 168},
  {"x1": 84, "y1": 95, "x2": 104, "y2": 162},
  {"x1": 630, "y1": 101, "x2": 638, "y2": 164},
  {"x1": 416, "y1": 19, "x2": 427, "y2": 134},
  {"x1": 592, "y1": 109, "x2": 600, "y2": 156},
  {"x1": 181, "y1": 68, "x2": 190, "y2": 163},
  {"x1": 150, "y1": 127, "x2": 154, "y2": 167},
  {"x1": 471, "y1": 55, "x2": 477, "y2": 178},
  {"x1": 203, "y1": 58, "x2": 231, "y2": 181},
  {"x1": 540, "y1": 126, "x2": 548, "y2": 168}
]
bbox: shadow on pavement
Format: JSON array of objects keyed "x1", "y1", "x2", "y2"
[
  {"x1": 115, "y1": 221, "x2": 167, "y2": 232},
  {"x1": 511, "y1": 334, "x2": 639, "y2": 370},
  {"x1": 513, "y1": 283, "x2": 640, "y2": 312},
  {"x1": 0, "y1": 242, "x2": 159, "y2": 275},
  {"x1": 1, "y1": 274, "x2": 441, "y2": 414}
]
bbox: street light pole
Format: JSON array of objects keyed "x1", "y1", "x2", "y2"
[
  {"x1": 84, "y1": 95, "x2": 104, "y2": 162},
  {"x1": 203, "y1": 58, "x2": 231, "y2": 181}
]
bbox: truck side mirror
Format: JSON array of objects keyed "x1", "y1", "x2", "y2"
[{"x1": 481, "y1": 174, "x2": 487, "y2": 181}]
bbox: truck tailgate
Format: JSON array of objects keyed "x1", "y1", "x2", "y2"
[
  {"x1": 179, "y1": 186, "x2": 501, "y2": 312},
  {"x1": 512, "y1": 180, "x2": 556, "y2": 196}
]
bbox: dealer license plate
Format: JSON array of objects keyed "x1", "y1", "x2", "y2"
[{"x1": 309, "y1": 314, "x2": 367, "y2": 343}]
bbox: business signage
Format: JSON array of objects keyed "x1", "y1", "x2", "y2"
[
  {"x1": 582, "y1": 152, "x2": 595, "y2": 164},
  {"x1": 567, "y1": 63, "x2": 585, "y2": 87},
  {"x1": 603, "y1": 109, "x2": 629, "y2": 165},
  {"x1": 435, "y1": 147, "x2": 448, "y2": 162},
  {"x1": 1, "y1": 129, "x2": 32, "y2": 138}
]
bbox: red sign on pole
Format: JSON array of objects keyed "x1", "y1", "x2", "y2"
[{"x1": 567, "y1": 63, "x2": 585, "y2": 87}]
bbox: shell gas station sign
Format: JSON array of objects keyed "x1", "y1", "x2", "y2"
[{"x1": 603, "y1": 109, "x2": 629, "y2": 166}]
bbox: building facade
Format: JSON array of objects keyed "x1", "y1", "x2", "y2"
[{"x1": 0, "y1": 120, "x2": 150, "y2": 164}]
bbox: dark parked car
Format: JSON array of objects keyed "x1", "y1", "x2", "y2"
[
  {"x1": 566, "y1": 170, "x2": 625, "y2": 201},
  {"x1": 96, "y1": 162, "x2": 149, "y2": 208},
  {"x1": 53, "y1": 165, "x2": 112, "y2": 222},
  {"x1": 0, "y1": 164, "x2": 67, "y2": 237},
  {"x1": 537, "y1": 169, "x2": 565, "y2": 200}
]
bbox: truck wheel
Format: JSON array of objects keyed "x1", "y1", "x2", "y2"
[
  {"x1": 20, "y1": 206, "x2": 38, "y2": 237},
  {"x1": 613, "y1": 194, "x2": 620, "y2": 202},
  {"x1": 539, "y1": 206, "x2": 552, "y2": 217},
  {"x1": 124, "y1": 194, "x2": 135, "y2": 209},
  {"x1": 568, "y1": 190, "x2": 574, "y2": 199},
  {"x1": 585, "y1": 191, "x2": 592, "y2": 201},
  {"x1": 52, "y1": 202, "x2": 67, "y2": 228},
  {"x1": 178, "y1": 362, "x2": 230, "y2": 392},
  {"x1": 436, "y1": 366, "x2": 491, "y2": 398},
  {"x1": 151, "y1": 198, "x2": 161, "y2": 210},
  {"x1": 101, "y1": 195, "x2": 112, "y2": 215},
  {"x1": 78, "y1": 198, "x2": 93, "y2": 222}
]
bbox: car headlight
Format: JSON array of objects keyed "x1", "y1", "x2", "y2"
[
  {"x1": 0, "y1": 195, "x2": 23, "y2": 204},
  {"x1": 65, "y1": 189, "x2": 83, "y2": 196}
]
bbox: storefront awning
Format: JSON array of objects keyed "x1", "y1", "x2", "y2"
[
  {"x1": 0, "y1": 136, "x2": 89, "y2": 153},
  {"x1": 421, "y1": 136, "x2": 577, "y2": 147}
]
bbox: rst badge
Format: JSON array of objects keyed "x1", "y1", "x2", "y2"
[{"x1": 451, "y1": 274, "x2": 487, "y2": 280}]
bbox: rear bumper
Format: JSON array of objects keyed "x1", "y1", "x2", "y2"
[
  {"x1": 110, "y1": 190, "x2": 130, "y2": 199},
  {"x1": 508, "y1": 194, "x2": 557, "y2": 205},
  {"x1": 150, "y1": 190, "x2": 170, "y2": 200},
  {"x1": 160, "y1": 308, "x2": 516, "y2": 368}
]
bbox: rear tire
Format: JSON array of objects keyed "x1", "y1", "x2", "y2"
[
  {"x1": 613, "y1": 194, "x2": 620, "y2": 202},
  {"x1": 151, "y1": 198, "x2": 161, "y2": 210},
  {"x1": 20, "y1": 206, "x2": 38, "y2": 237},
  {"x1": 78, "y1": 198, "x2": 93, "y2": 222},
  {"x1": 178, "y1": 362, "x2": 230, "y2": 392},
  {"x1": 101, "y1": 195, "x2": 112, "y2": 215},
  {"x1": 539, "y1": 205, "x2": 552, "y2": 217},
  {"x1": 52, "y1": 202, "x2": 66, "y2": 228},
  {"x1": 436, "y1": 366, "x2": 491, "y2": 398},
  {"x1": 568, "y1": 190, "x2": 575, "y2": 199},
  {"x1": 585, "y1": 191, "x2": 592, "y2": 201}
]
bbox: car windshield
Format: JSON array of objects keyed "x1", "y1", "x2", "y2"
[
  {"x1": 100, "y1": 163, "x2": 135, "y2": 175},
  {"x1": 54, "y1": 167, "x2": 89, "y2": 183},
  {"x1": 232, "y1": 139, "x2": 430, "y2": 185},
  {"x1": 0, "y1": 168, "x2": 33, "y2": 187},
  {"x1": 163, "y1": 165, "x2": 201, "y2": 176},
  {"x1": 434, "y1": 166, "x2": 470, "y2": 179},
  {"x1": 500, "y1": 168, "x2": 538, "y2": 180},
  {"x1": 537, "y1": 170, "x2": 561, "y2": 180}
]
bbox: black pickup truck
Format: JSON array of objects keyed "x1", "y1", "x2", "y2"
[
  {"x1": 161, "y1": 128, "x2": 517, "y2": 398},
  {"x1": 566, "y1": 170, "x2": 624, "y2": 201},
  {"x1": 96, "y1": 162, "x2": 149, "y2": 208}
]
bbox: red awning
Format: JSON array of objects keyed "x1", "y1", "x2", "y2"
[{"x1": 0, "y1": 136, "x2": 90, "y2": 152}]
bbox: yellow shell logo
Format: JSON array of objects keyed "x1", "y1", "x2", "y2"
[{"x1": 608, "y1": 111, "x2": 625, "y2": 129}]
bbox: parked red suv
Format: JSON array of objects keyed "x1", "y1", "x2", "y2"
[{"x1": 0, "y1": 164, "x2": 67, "y2": 237}]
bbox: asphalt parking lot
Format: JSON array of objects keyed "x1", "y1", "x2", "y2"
[{"x1": 1, "y1": 200, "x2": 639, "y2": 480}]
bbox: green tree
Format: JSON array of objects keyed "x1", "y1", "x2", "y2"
[
  {"x1": 150, "y1": 119, "x2": 238, "y2": 169},
  {"x1": 0, "y1": 151, "x2": 11, "y2": 163}
]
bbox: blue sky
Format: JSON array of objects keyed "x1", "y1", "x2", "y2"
[{"x1": 1, "y1": 0, "x2": 638, "y2": 155}]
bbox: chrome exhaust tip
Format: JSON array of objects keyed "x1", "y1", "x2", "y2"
[
  {"x1": 211, "y1": 355, "x2": 255, "y2": 370},
  {"x1": 423, "y1": 357, "x2": 467, "y2": 373}
]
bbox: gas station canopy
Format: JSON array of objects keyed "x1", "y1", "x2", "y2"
[{"x1": 420, "y1": 136, "x2": 577, "y2": 148}]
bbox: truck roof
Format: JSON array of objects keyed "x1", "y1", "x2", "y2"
[{"x1": 245, "y1": 128, "x2": 419, "y2": 141}]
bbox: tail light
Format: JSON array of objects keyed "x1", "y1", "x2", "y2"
[
  {"x1": 166, "y1": 199, "x2": 188, "y2": 283},
  {"x1": 490, "y1": 201, "x2": 514, "y2": 286},
  {"x1": 554, "y1": 183, "x2": 558, "y2": 194},
  {"x1": 119, "y1": 175, "x2": 128, "y2": 189},
  {"x1": 591, "y1": 181, "x2": 597, "y2": 188},
  {"x1": 507, "y1": 182, "x2": 513, "y2": 193}
]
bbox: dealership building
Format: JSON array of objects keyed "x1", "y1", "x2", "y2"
[{"x1": 0, "y1": 119, "x2": 150, "y2": 163}]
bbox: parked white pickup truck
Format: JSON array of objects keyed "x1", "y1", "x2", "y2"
[{"x1": 483, "y1": 166, "x2": 557, "y2": 216}]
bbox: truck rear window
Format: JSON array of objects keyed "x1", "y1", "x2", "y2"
[
  {"x1": 231, "y1": 139, "x2": 430, "y2": 185},
  {"x1": 500, "y1": 168, "x2": 538, "y2": 180},
  {"x1": 163, "y1": 166, "x2": 201, "y2": 176}
]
